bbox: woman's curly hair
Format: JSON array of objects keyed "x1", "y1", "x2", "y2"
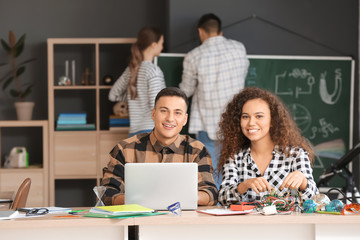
[{"x1": 216, "y1": 87, "x2": 314, "y2": 175}]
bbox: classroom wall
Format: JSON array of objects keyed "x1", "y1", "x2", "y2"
[
  {"x1": 167, "y1": 0, "x2": 360, "y2": 187},
  {"x1": 0, "y1": 0, "x2": 167, "y2": 120},
  {"x1": 0, "y1": 0, "x2": 167, "y2": 206},
  {"x1": 0, "y1": 0, "x2": 359, "y2": 203}
]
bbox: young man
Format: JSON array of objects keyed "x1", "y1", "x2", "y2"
[
  {"x1": 179, "y1": 13, "x2": 249, "y2": 188},
  {"x1": 101, "y1": 87, "x2": 218, "y2": 206}
]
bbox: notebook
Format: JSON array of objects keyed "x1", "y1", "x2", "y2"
[{"x1": 125, "y1": 162, "x2": 198, "y2": 210}]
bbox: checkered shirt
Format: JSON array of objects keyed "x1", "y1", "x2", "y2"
[
  {"x1": 218, "y1": 146, "x2": 319, "y2": 206},
  {"x1": 101, "y1": 131, "x2": 218, "y2": 205},
  {"x1": 180, "y1": 36, "x2": 249, "y2": 140}
]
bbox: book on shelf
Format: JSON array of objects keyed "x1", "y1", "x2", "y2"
[
  {"x1": 57, "y1": 119, "x2": 87, "y2": 125},
  {"x1": 57, "y1": 112, "x2": 87, "y2": 124},
  {"x1": 89, "y1": 204, "x2": 154, "y2": 217},
  {"x1": 58, "y1": 113, "x2": 87, "y2": 119}
]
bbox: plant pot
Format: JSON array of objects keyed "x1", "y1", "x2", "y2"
[{"x1": 14, "y1": 102, "x2": 35, "y2": 121}]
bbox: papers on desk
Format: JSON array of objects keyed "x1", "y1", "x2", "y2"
[
  {"x1": 19, "y1": 207, "x2": 72, "y2": 213},
  {"x1": 197, "y1": 208, "x2": 254, "y2": 216},
  {"x1": 89, "y1": 204, "x2": 154, "y2": 217},
  {"x1": 0, "y1": 210, "x2": 18, "y2": 220}
]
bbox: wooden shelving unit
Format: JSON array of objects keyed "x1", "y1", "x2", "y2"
[
  {"x1": 0, "y1": 120, "x2": 49, "y2": 207},
  {"x1": 47, "y1": 38, "x2": 135, "y2": 205}
]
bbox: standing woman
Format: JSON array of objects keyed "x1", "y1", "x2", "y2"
[
  {"x1": 109, "y1": 27, "x2": 165, "y2": 136},
  {"x1": 217, "y1": 87, "x2": 318, "y2": 206}
]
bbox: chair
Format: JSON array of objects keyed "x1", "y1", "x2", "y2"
[{"x1": 11, "y1": 178, "x2": 31, "y2": 210}]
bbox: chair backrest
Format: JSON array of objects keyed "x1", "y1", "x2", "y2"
[{"x1": 11, "y1": 178, "x2": 31, "y2": 210}]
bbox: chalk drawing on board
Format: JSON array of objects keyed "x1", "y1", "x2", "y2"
[
  {"x1": 275, "y1": 69, "x2": 315, "y2": 98},
  {"x1": 319, "y1": 69, "x2": 342, "y2": 105},
  {"x1": 314, "y1": 138, "x2": 346, "y2": 160},
  {"x1": 308, "y1": 118, "x2": 340, "y2": 140},
  {"x1": 288, "y1": 103, "x2": 311, "y2": 133},
  {"x1": 246, "y1": 67, "x2": 257, "y2": 85},
  {"x1": 312, "y1": 155, "x2": 324, "y2": 169}
]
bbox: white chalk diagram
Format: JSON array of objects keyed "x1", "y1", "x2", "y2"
[
  {"x1": 273, "y1": 68, "x2": 344, "y2": 169},
  {"x1": 275, "y1": 68, "x2": 315, "y2": 98},
  {"x1": 288, "y1": 103, "x2": 312, "y2": 134},
  {"x1": 319, "y1": 69, "x2": 342, "y2": 105}
]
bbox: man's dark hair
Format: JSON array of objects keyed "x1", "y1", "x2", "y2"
[
  {"x1": 197, "y1": 13, "x2": 222, "y2": 34},
  {"x1": 154, "y1": 87, "x2": 189, "y2": 109}
]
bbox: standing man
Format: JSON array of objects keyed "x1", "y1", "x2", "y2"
[
  {"x1": 101, "y1": 87, "x2": 218, "y2": 206},
  {"x1": 179, "y1": 13, "x2": 249, "y2": 188}
]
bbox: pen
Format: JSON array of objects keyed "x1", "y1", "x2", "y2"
[{"x1": 68, "y1": 209, "x2": 87, "y2": 215}]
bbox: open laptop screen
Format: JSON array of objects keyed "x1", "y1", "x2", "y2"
[{"x1": 125, "y1": 162, "x2": 198, "y2": 210}]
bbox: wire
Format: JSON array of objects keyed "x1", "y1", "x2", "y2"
[
  {"x1": 171, "y1": 14, "x2": 348, "y2": 56},
  {"x1": 326, "y1": 187, "x2": 360, "y2": 203}
]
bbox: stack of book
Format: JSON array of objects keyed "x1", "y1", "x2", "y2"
[
  {"x1": 86, "y1": 204, "x2": 155, "y2": 218},
  {"x1": 56, "y1": 113, "x2": 95, "y2": 131},
  {"x1": 109, "y1": 115, "x2": 130, "y2": 130}
]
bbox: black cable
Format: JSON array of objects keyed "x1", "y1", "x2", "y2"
[
  {"x1": 171, "y1": 14, "x2": 348, "y2": 56},
  {"x1": 326, "y1": 187, "x2": 356, "y2": 203},
  {"x1": 253, "y1": 16, "x2": 348, "y2": 56}
]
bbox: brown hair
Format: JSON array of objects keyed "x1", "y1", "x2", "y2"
[
  {"x1": 216, "y1": 87, "x2": 314, "y2": 174},
  {"x1": 128, "y1": 26, "x2": 162, "y2": 99}
]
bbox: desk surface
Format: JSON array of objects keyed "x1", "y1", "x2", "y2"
[
  {"x1": 1, "y1": 206, "x2": 360, "y2": 228},
  {"x1": 0, "y1": 211, "x2": 134, "y2": 229},
  {"x1": 135, "y1": 207, "x2": 360, "y2": 225},
  {"x1": 1, "y1": 207, "x2": 359, "y2": 240}
]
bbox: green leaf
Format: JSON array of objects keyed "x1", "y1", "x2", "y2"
[
  {"x1": 14, "y1": 34, "x2": 26, "y2": 58},
  {"x1": 16, "y1": 66, "x2": 25, "y2": 77},
  {"x1": 2, "y1": 76, "x2": 13, "y2": 90},
  {"x1": 21, "y1": 85, "x2": 32, "y2": 99},
  {"x1": 19, "y1": 58, "x2": 36, "y2": 66},
  {"x1": 0, "y1": 39, "x2": 11, "y2": 53},
  {"x1": 14, "y1": 41, "x2": 25, "y2": 58},
  {"x1": 14, "y1": 34, "x2": 26, "y2": 49},
  {"x1": 10, "y1": 89, "x2": 19, "y2": 97}
]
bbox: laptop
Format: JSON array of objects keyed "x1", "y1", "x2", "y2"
[{"x1": 125, "y1": 162, "x2": 198, "y2": 210}]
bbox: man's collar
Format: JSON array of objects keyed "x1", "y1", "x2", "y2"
[
  {"x1": 149, "y1": 131, "x2": 182, "y2": 153},
  {"x1": 202, "y1": 35, "x2": 224, "y2": 45}
]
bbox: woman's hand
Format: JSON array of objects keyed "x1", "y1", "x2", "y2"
[
  {"x1": 280, "y1": 170, "x2": 307, "y2": 191},
  {"x1": 238, "y1": 177, "x2": 272, "y2": 195}
]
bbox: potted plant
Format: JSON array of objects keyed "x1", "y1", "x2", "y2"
[{"x1": 0, "y1": 30, "x2": 36, "y2": 120}]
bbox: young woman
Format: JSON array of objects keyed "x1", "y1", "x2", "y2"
[
  {"x1": 109, "y1": 27, "x2": 165, "y2": 136},
  {"x1": 217, "y1": 87, "x2": 318, "y2": 206}
]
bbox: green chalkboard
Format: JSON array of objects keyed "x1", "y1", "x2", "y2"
[{"x1": 156, "y1": 54, "x2": 354, "y2": 187}]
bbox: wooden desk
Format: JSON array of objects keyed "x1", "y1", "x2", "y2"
[
  {"x1": 134, "y1": 209, "x2": 360, "y2": 240},
  {"x1": 1, "y1": 208, "x2": 360, "y2": 240},
  {"x1": 0, "y1": 212, "x2": 133, "y2": 240}
]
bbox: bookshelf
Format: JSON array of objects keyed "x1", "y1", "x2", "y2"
[
  {"x1": 47, "y1": 38, "x2": 135, "y2": 206},
  {"x1": 0, "y1": 120, "x2": 49, "y2": 207}
]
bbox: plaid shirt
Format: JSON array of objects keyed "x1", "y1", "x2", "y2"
[
  {"x1": 180, "y1": 36, "x2": 249, "y2": 140},
  {"x1": 218, "y1": 146, "x2": 319, "y2": 206},
  {"x1": 101, "y1": 131, "x2": 218, "y2": 205}
]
